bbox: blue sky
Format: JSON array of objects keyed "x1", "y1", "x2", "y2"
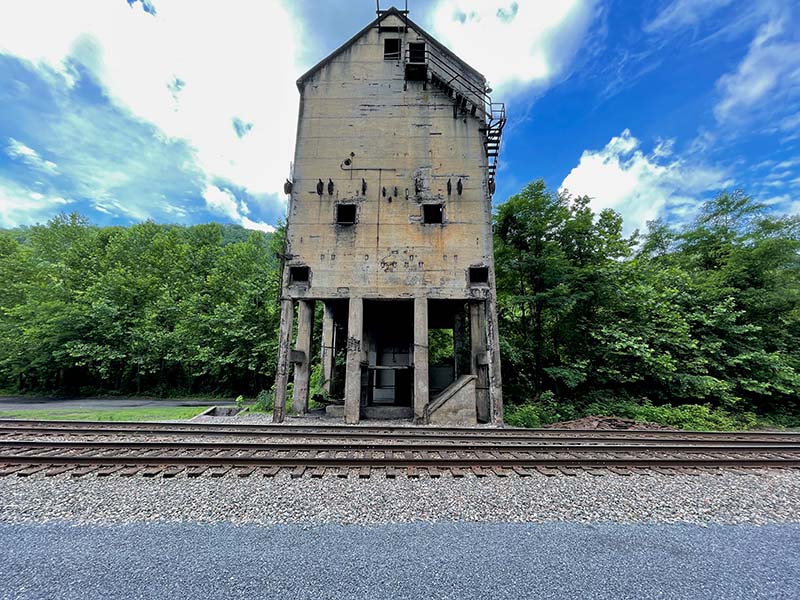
[{"x1": 0, "y1": 0, "x2": 798, "y2": 235}]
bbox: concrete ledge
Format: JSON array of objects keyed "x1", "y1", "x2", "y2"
[{"x1": 325, "y1": 405, "x2": 413, "y2": 420}]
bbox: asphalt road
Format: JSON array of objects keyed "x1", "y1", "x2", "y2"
[
  {"x1": 0, "y1": 397, "x2": 232, "y2": 411},
  {"x1": 1, "y1": 522, "x2": 797, "y2": 599}
]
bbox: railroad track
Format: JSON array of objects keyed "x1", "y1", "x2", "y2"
[
  {"x1": 0, "y1": 419, "x2": 799, "y2": 478},
  {"x1": 2, "y1": 419, "x2": 799, "y2": 443}
]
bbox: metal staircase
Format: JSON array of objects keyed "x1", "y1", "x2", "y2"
[{"x1": 404, "y1": 44, "x2": 506, "y2": 193}]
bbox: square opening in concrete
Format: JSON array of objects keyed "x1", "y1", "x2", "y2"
[
  {"x1": 408, "y1": 42, "x2": 426, "y2": 63},
  {"x1": 422, "y1": 204, "x2": 444, "y2": 224},
  {"x1": 469, "y1": 266, "x2": 489, "y2": 285},
  {"x1": 289, "y1": 266, "x2": 310, "y2": 284},
  {"x1": 336, "y1": 204, "x2": 357, "y2": 224},
  {"x1": 384, "y1": 38, "x2": 401, "y2": 60}
]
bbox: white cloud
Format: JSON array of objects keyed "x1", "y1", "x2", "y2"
[
  {"x1": 714, "y1": 17, "x2": 800, "y2": 123},
  {"x1": 560, "y1": 129, "x2": 729, "y2": 234},
  {"x1": 202, "y1": 185, "x2": 273, "y2": 233},
  {"x1": 0, "y1": 0, "x2": 303, "y2": 213},
  {"x1": 0, "y1": 178, "x2": 71, "y2": 227},
  {"x1": 6, "y1": 138, "x2": 58, "y2": 174},
  {"x1": 779, "y1": 112, "x2": 800, "y2": 132},
  {"x1": 429, "y1": 0, "x2": 597, "y2": 92},
  {"x1": 644, "y1": 0, "x2": 734, "y2": 33}
]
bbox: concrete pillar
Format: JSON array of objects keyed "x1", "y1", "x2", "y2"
[
  {"x1": 413, "y1": 296, "x2": 429, "y2": 423},
  {"x1": 470, "y1": 301, "x2": 490, "y2": 423},
  {"x1": 272, "y1": 299, "x2": 294, "y2": 423},
  {"x1": 485, "y1": 295, "x2": 504, "y2": 425},
  {"x1": 291, "y1": 299, "x2": 315, "y2": 415},
  {"x1": 320, "y1": 301, "x2": 335, "y2": 396},
  {"x1": 453, "y1": 308, "x2": 466, "y2": 379},
  {"x1": 344, "y1": 296, "x2": 363, "y2": 424}
]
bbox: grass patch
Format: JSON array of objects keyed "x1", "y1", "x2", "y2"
[{"x1": 0, "y1": 406, "x2": 210, "y2": 422}]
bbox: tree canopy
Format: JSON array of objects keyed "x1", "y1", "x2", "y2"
[
  {"x1": 0, "y1": 215, "x2": 283, "y2": 396},
  {"x1": 1, "y1": 184, "x2": 798, "y2": 428},
  {"x1": 494, "y1": 182, "x2": 800, "y2": 424}
]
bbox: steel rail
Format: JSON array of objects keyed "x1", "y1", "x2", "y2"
[
  {"x1": 1, "y1": 420, "x2": 798, "y2": 443},
  {"x1": 3, "y1": 427, "x2": 798, "y2": 446},
  {"x1": 1, "y1": 453, "x2": 798, "y2": 469},
  {"x1": 2, "y1": 440, "x2": 800, "y2": 453}
]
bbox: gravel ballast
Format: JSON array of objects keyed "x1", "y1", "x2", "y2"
[{"x1": 1, "y1": 470, "x2": 799, "y2": 526}]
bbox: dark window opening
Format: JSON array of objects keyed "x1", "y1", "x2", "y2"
[
  {"x1": 469, "y1": 266, "x2": 489, "y2": 285},
  {"x1": 289, "y1": 266, "x2": 310, "y2": 284},
  {"x1": 422, "y1": 204, "x2": 444, "y2": 224},
  {"x1": 408, "y1": 42, "x2": 426, "y2": 63},
  {"x1": 336, "y1": 204, "x2": 357, "y2": 224},
  {"x1": 384, "y1": 39, "x2": 401, "y2": 60}
]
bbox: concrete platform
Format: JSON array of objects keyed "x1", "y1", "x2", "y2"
[{"x1": 325, "y1": 405, "x2": 413, "y2": 420}]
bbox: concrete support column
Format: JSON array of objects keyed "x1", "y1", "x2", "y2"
[
  {"x1": 453, "y1": 308, "x2": 466, "y2": 379},
  {"x1": 291, "y1": 299, "x2": 315, "y2": 416},
  {"x1": 272, "y1": 299, "x2": 294, "y2": 423},
  {"x1": 344, "y1": 296, "x2": 363, "y2": 424},
  {"x1": 413, "y1": 296, "x2": 429, "y2": 423},
  {"x1": 485, "y1": 295, "x2": 504, "y2": 425},
  {"x1": 470, "y1": 301, "x2": 490, "y2": 423},
  {"x1": 320, "y1": 301, "x2": 335, "y2": 396}
]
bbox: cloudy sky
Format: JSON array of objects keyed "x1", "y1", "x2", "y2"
[{"x1": 1, "y1": 0, "x2": 798, "y2": 234}]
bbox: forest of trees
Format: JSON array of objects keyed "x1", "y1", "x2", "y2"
[
  {"x1": 0, "y1": 215, "x2": 283, "y2": 397},
  {"x1": 1, "y1": 182, "x2": 798, "y2": 428},
  {"x1": 495, "y1": 182, "x2": 799, "y2": 428}
]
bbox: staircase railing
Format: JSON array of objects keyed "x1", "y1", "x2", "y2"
[{"x1": 404, "y1": 45, "x2": 506, "y2": 190}]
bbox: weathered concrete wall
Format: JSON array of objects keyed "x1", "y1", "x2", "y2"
[
  {"x1": 275, "y1": 11, "x2": 503, "y2": 424},
  {"x1": 284, "y1": 14, "x2": 496, "y2": 303}
]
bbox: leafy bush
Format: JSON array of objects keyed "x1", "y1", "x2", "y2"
[
  {"x1": 251, "y1": 388, "x2": 274, "y2": 413},
  {"x1": 505, "y1": 391, "x2": 577, "y2": 428},
  {"x1": 583, "y1": 398, "x2": 754, "y2": 431},
  {"x1": 505, "y1": 394, "x2": 765, "y2": 431}
]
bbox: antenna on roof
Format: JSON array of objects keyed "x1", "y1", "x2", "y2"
[{"x1": 376, "y1": 1, "x2": 410, "y2": 16}]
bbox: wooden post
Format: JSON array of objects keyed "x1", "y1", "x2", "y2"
[
  {"x1": 292, "y1": 299, "x2": 315, "y2": 415},
  {"x1": 320, "y1": 301, "x2": 335, "y2": 395},
  {"x1": 344, "y1": 296, "x2": 364, "y2": 424},
  {"x1": 272, "y1": 299, "x2": 294, "y2": 423},
  {"x1": 413, "y1": 296, "x2": 429, "y2": 423}
]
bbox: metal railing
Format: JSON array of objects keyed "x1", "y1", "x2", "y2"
[
  {"x1": 404, "y1": 44, "x2": 506, "y2": 188},
  {"x1": 404, "y1": 47, "x2": 490, "y2": 117}
]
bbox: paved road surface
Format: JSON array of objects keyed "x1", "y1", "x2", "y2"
[
  {"x1": 1, "y1": 522, "x2": 797, "y2": 599},
  {"x1": 0, "y1": 397, "x2": 231, "y2": 411}
]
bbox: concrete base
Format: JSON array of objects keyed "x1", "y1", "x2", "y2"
[
  {"x1": 325, "y1": 405, "x2": 413, "y2": 420},
  {"x1": 425, "y1": 375, "x2": 478, "y2": 426}
]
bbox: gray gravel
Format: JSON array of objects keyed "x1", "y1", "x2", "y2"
[
  {"x1": 1, "y1": 469, "x2": 799, "y2": 526},
  {"x1": 190, "y1": 410, "x2": 501, "y2": 428},
  {"x1": 1, "y1": 521, "x2": 799, "y2": 599}
]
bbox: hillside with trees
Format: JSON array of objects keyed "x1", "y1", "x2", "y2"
[
  {"x1": 0, "y1": 215, "x2": 283, "y2": 396},
  {"x1": 1, "y1": 183, "x2": 798, "y2": 429},
  {"x1": 496, "y1": 182, "x2": 800, "y2": 429}
]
